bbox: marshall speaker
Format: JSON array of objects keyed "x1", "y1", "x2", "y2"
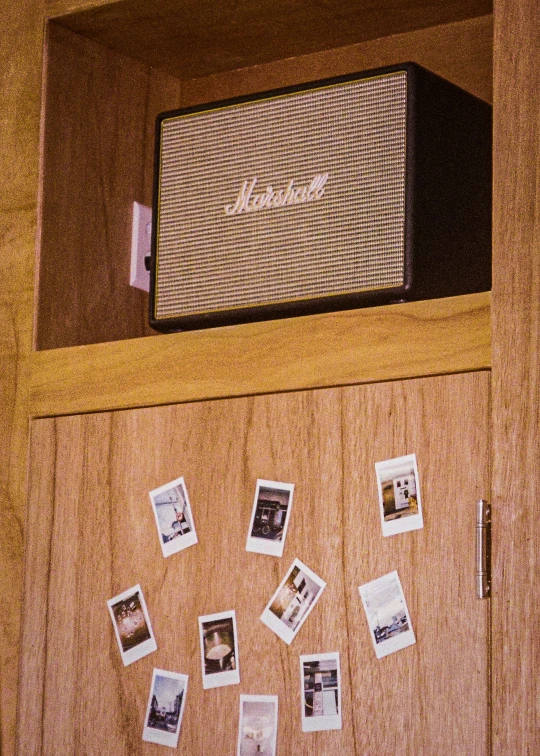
[{"x1": 149, "y1": 63, "x2": 491, "y2": 332}]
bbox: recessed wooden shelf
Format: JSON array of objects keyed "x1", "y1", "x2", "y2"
[{"x1": 35, "y1": 2, "x2": 493, "y2": 353}]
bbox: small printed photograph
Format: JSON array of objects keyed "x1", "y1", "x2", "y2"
[
  {"x1": 149, "y1": 476, "x2": 198, "y2": 557},
  {"x1": 300, "y1": 652, "x2": 342, "y2": 732},
  {"x1": 260, "y1": 558, "x2": 326, "y2": 645},
  {"x1": 198, "y1": 610, "x2": 240, "y2": 689},
  {"x1": 375, "y1": 454, "x2": 424, "y2": 536},
  {"x1": 246, "y1": 479, "x2": 295, "y2": 557},
  {"x1": 107, "y1": 584, "x2": 157, "y2": 666},
  {"x1": 237, "y1": 695, "x2": 278, "y2": 756},
  {"x1": 142, "y1": 668, "x2": 188, "y2": 748},
  {"x1": 359, "y1": 571, "x2": 416, "y2": 659}
]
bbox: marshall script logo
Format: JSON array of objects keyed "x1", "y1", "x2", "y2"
[{"x1": 224, "y1": 174, "x2": 329, "y2": 216}]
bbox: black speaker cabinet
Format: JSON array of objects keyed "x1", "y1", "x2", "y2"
[{"x1": 149, "y1": 62, "x2": 491, "y2": 333}]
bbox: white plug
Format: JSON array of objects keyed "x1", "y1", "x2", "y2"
[{"x1": 130, "y1": 201, "x2": 152, "y2": 291}]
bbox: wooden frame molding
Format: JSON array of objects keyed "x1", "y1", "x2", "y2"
[
  {"x1": 491, "y1": 0, "x2": 540, "y2": 751},
  {"x1": 30, "y1": 292, "x2": 491, "y2": 417}
]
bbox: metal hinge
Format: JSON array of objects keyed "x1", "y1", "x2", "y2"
[{"x1": 476, "y1": 499, "x2": 491, "y2": 599}]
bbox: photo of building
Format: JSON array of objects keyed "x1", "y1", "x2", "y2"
[
  {"x1": 376, "y1": 456, "x2": 419, "y2": 522},
  {"x1": 361, "y1": 574, "x2": 409, "y2": 645},
  {"x1": 302, "y1": 658, "x2": 339, "y2": 718},
  {"x1": 147, "y1": 675, "x2": 185, "y2": 734},
  {"x1": 238, "y1": 698, "x2": 277, "y2": 756}
]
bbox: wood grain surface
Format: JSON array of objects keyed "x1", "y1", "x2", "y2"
[
  {"x1": 343, "y1": 374, "x2": 491, "y2": 753},
  {"x1": 183, "y1": 14, "x2": 493, "y2": 108},
  {"x1": 4, "y1": 0, "x2": 540, "y2": 752},
  {"x1": 19, "y1": 372, "x2": 490, "y2": 754},
  {"x1": 29, "y1": 292, "x2": 491, "y2": 418},
  {"x1": 491, "y1": 0, "x2": 540, "y2": 752},
  {"x1": 0, "y1": 1, "x2": 43, "y2": 754},
  {"x1": 35, "y1": 24, "x2": 182, "y2": 350},
  {"x1": 47, "y1": 0, "x2": 491, "y2": 80}
]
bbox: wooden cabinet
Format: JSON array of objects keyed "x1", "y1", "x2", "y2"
[
  {"x1": 20, "y1": 372, "x2": 490, "y2": 754},
  {"x1": 0, "y1": 0, "x2": 538, "y2": 753}
]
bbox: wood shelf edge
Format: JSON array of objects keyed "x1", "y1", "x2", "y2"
[{"x1": 29, "y1": 292, "x2": 491, "y2": 418}]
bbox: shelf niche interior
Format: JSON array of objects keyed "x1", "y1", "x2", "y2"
[{"x1": 36, "y1": 1, "x2": 493, "y2": 351}]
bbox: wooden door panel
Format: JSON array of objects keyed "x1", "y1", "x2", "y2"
[
  {"x1": 19, "y1": 374, "x2": 489, "y2": 754},
  {"x1": 343, "y1": 372, "x2": 490, "y2": 754}
]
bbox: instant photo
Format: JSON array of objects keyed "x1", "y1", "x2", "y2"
[
  {"x1": 149, "y1": 476, "x2": 198, "y2": 557},
  {"x1": 260, "y1": 558, "x2": 326, "y2": 645},
  {"x1": 107, "y1": 584, "x2": 157, "y2": 666},
  {"x1": 237, "y1": 695, "x2": 278, "y2": 756},
  {"x1": 246, "y1": 479, "x2": 294, "y2": 557},
  {"x1": 143, "y1": 668, "x2": 188, "y2": 748},
  {"x1": 198, "y1": 610, "x2": 240, "y2": 689},
  {"x1": 300, "y1": 652, "x2": 342, "y2": 732},
  {"x1": 375, "y1": 454, "x2": 424, "y2": 536},
  {"x1": 359, "y1": 571, "x2": 416, "y2": 659}
]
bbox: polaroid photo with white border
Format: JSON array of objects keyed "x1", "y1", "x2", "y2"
[
  {"x1": 237, "y1": 695, "x2": 278, "y2": 756},
  {"x1": 359, "y1": 571, "x2": 416, "y2": 659},
  {"x1": 198, "y1": 610, "x2": 240, "y2": 689},
  {"x1": 260, "y1": 558, "x2": 326, "y2": 645},
  {"x1": 107, "y1": 584, "x2": 157, "y2": 666},
  {"x1": 300, "y1": 652, "x2": 342, "y2": 732},
  {"x1": 375, "y1": 454, "x2": 424, "y2": 536},
  {"x1": 246, "y1": 479, "x2": 294, "y2": 557},
  {"x1": 149, "y1": 476, "x2": 198, "y2": 558},
  {"x1": 142, "y1": 668, "x2": 188, "y2": 748}
]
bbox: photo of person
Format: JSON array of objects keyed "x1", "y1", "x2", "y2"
[
  {"x1": 149, "y1": 476, "x2": 198, "y2": 557},
  {"x1": 143, "y1": 668, "x2": 188, "y2": 748}
]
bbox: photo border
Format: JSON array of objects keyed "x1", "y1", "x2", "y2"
[
  {"x1": 260, "y1": 558, "x2": 326, "y2": 645},
  {"x1": 375, "y1": 454, "x2": 424, "y2": 536},
  {"x1": 358, "y1": 570, "x2": 416, "y2": 659},
  {"x1": 237, "y1": 694, "x2": 278, "y2": 756},
  {"x1": 246, "y1": 479, "x2": 295, "y2": 557},
  {"x1": 198, "y1": 609, "x2": 241, "y2": 689},
  {"x1": 299, "y1": 651, "x2": 342, "y2": 732},
  {"x1": 149, "y1": 475, "x2": 198, "y2": 558},
  {"x1": 142, "y1": 668, "x2": 188, "y2": 748},
  {"x1": 107, "y1": 583, "x2": 157, "y2": 666}
]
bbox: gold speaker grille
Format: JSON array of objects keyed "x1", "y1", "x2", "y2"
[{"x1": 155, "y1": 71, "x2": 407, "y2": 319}]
